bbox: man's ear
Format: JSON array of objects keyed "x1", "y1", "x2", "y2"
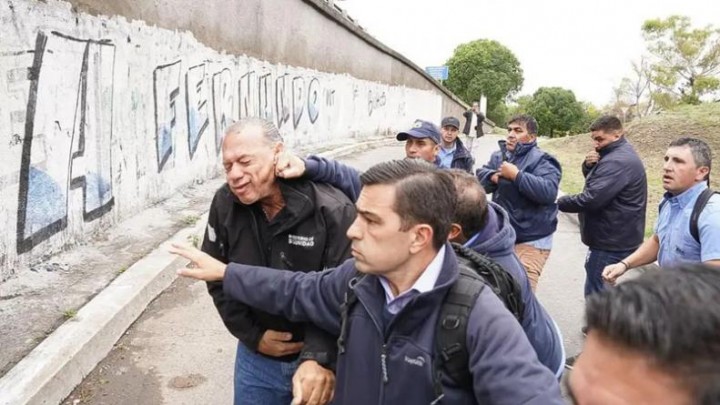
[
  {"x1": 448, "y1": 223, "x2": 464, "y2": 242},
  {"x1": 433, "y1": 144, "x2": 440, "y2": 157},
  {"x1": 274, "y1": 142, "x2": 285, "y2": 154},
  {"x1": 409, "y1": 224, "x2": 434, "y2": 254},
  {"x1": 272, "y1": 142, "x2": 285, "y2": 165},
  {"x1": 696, "y1": 166, "x2": 710, "y2": 182}
]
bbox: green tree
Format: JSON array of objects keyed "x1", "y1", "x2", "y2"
[
  {"x1": 642, "y1": 16, "x2": 720, "y2": 104},
  {"x1": 570, "y1": 102, "x2": 601, "y2": 134},
  {"x1": 526, "y1": 87, "x2": 584, "y2": 137},
  {"x1": 485, "y1": 102, "x2": 508, "y2": 128},
  {"x1": 506, "y1": 95, "x2": 533, "y2": 118},
  {"x1": 445, "y1": 39, "x2": 524, "y2": 123}
]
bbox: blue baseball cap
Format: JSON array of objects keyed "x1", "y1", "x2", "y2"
[{"x1": 396, "y1": 119, "x2": 441, "y2": 144}]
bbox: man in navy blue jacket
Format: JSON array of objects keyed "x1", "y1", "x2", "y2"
[
  {"x1": 276, "y1": 158, "x2": 567, "y2": 377},
  {"x1": 447, "y1": 170, "x2": 565, "y2": 378},
  {"x1": 557, "y1": 115, "x2": 647, "y2": 296},
  {"x1": 476, "y1": 115, "x2": 562, "y2": 291},
  {"x1": 173, "y1": 160, "x2": 563, "y2": 405}
]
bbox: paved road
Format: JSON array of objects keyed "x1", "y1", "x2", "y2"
[{"x1": 64, "y1": 135, "x2": 586, "y2": 404}]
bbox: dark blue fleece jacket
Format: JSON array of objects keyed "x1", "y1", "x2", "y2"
[
  {"x1": 222, "y1": 245, "x2": 563, "y2": 404},
  {"x1": 466, "y1": 202, "x2": 563, "y2": 374}
]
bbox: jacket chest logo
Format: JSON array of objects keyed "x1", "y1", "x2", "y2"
[
  {"x1": 404, "y1": 355, "x2": 425, "y2": 367},
  {"x1": 288, "y1": 234, "x2": 315, "y2": 247}
]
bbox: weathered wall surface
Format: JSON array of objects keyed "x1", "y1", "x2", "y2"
[{"x1": 0, "y1": 0, "x2": 464, "y2": 280}]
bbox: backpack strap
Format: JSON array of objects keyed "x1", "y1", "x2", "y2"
[
  {"x1": 337, "y1": 272, "x2": 364, "y2": 355},
  {"x1": 432, "y1": 266, "x2": 485, "y2": 404},
  {"x1": 451, "y1": 243, "x2": 525, "y2": 322},
  {"x1": 690, "y1": 188, "x2": 718, "y2": 243},
  {"x1": 430, "y1": 244, "x2": 527, "y2": 403}
]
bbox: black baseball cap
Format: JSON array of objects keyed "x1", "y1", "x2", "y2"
[{"x1": 441, "y1": 116, "x2": 460, "y2": 129}]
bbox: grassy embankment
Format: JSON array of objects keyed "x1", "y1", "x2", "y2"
[{"x1": 542, "y1": 103, "x2": 720, "y2": 237}]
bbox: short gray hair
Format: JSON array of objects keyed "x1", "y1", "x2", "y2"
[
  {"x1": 225, "y1": 117, "x2": 283, "y2": 144},
  {"x1": 669, "y1": 137, "x2": 712, "y2": 180}
]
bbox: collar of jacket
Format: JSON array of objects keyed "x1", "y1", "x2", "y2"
[
  {"x1": 350, "y1": 242, "x2": 460, "y2": 333},
  {"x1": 598, "y1": 136, "x2": 627, "y2": 158},
  {"x1": 453, "y1": 137, "x2": 472, "y2": 159},
  {"x1": 229, "y1": 179, "x2": 315, "y2": 234},
  {"x1": 498, "y1": 139, "x2": 537, "y2": 159}
]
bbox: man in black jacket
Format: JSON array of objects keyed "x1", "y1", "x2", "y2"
[
  {"x1": 557, "y1": 115, "x2": 647, "y2": 297},
  {"x1": 203, "y1": 118, "x2": 356, "y2": 404},
  {"x1": 462, "y1": 102, "x2": 485, "y2": 152}
]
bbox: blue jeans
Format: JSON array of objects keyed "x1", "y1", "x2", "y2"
[
  {"x1": 234, "y1": 342, "x2": 299, "y2": 405},
  {"x1": 584, "y1": 248, "x2": 635, "y2": 296}
]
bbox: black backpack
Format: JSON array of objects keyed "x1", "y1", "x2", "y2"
[
  {"x1": 336, "y1": 243, "x2": 525, "y2": 401},
  {"x1": 658, "y1": 188, "x2": 718, "y2": 243}
]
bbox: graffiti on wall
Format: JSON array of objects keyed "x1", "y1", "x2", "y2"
[
  {"x1": 153, "y1": 60, "x2": 181, "y2": 172},
  {"x1": 212, "y1": 68, "x2": 234, "y2": 154},
  {"x1": 152, "y1": 63, "x2": 338, "y2": 170},
  {"x1": 0, "y1": 19, "x2": 439, "y2": 277},
  {"x1": 16, "y1": 31, "x2": 115, "y2": 254}
]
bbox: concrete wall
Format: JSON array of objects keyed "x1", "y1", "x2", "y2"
[{"x1": 0, "y1": 0, "x2": 466, "y2": 280}]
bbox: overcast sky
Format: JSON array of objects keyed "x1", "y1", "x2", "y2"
[{"x1": 340, "y1": 0, "x2": 716, "y2": 106}]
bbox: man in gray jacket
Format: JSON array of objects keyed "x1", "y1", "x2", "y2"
[{"x1": 173, "y1": 159, "x2": 563, "y2": 405}]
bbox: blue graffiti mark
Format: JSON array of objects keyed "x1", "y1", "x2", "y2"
[
  {"x1": 185, "y1": 63, "x2": 209, "y2": 160},
  {"x1": 239, "y1": 71, "x2": 256, "y2": 119},
  {"x1": 292, "y1": 76, "x2": 304, "y2": 129},
  {"x1": 157, "y1": 124, "x2": 173, "y2": 168},
  {"x1": 153, "y1": 60, "x2": 181, "y2": 172},
  {"x1": 188, "y1": 107, "x2": 203, "y2": 150},
  {"x1": 82, "y1": 171, "x2": 113, "y2": 217},
  {"x1": 258, "y1": 73, "x2": 273, "y2": 122},
  {"x1": 212, "y1": 69, "x2": 233, "y2": 154},
  {"x1": 275, "y1": 74, "x2": 290, "y2": 129},
  {"x1": 23, "y1": 167, "x2": 66, "y2": 239},
  {"x1": 308, "y1": 78, "x2": 320, "y2": 124}
]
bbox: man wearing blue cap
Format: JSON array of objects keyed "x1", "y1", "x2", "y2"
[{"x1": 395, "y1": 119, "x2": 442, "y2": 164}]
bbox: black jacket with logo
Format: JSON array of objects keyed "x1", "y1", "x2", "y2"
[{"x1": 202, "y1": 179, "x2": 356, "y2": 362}]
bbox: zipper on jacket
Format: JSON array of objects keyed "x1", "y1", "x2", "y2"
[
  {"x1": 249, "y1": 212, "x2": 269, "y2": 265},
  {"x1": 380, "y1": 343, "x2": 389, "y2": 384},
  {"x1": 280, "y1": 251, "x2": 294, "y2": 269}
]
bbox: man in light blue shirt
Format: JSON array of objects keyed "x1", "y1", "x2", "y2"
[
  {"x1": 438, "y1": 116, "x2": 474, "y2": 173},
  {"x1": 603, "y1": 137, "x2": 720, "y2": 284}
]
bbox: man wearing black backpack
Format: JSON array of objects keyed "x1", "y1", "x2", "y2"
[
  {"x1": 173, "y1": 160, "x2": 563, "y2": 404},
  {"x1": 447, "y1": 170, "x2": 565, "y2": 379},
  {"x1": 603, "y1": 137, "x2": 720, "y2": 284}
]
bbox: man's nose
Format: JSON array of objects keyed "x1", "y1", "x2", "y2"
[
  {"x1": 346, "y1": 218, "x2": 361, "y2": 239},
  {"x1": 227, "y1": 164, "x2": 245, "y2": 180}
]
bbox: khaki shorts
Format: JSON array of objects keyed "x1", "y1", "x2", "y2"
[{"x1": 514, "y1": 243, "x2": 551, "y2": 292}]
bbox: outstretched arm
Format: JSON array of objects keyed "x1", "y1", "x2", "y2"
[
  {"x1": 276, "y1": 152, "x2": 362, "y2": 202},
  {"x1": 172, "y1": 244, "x2": 355, "y2": 336}
]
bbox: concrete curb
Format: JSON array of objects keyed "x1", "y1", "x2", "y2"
[
  {"x1": 0, "y1": 139, "x2": 389, "y2": 405},
  {"x1": 318, "y1": 137, "x2": 395, "y2": 159},
  {"x1": 0, "y1": 217, "x2": 206, "y2": 405}
]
